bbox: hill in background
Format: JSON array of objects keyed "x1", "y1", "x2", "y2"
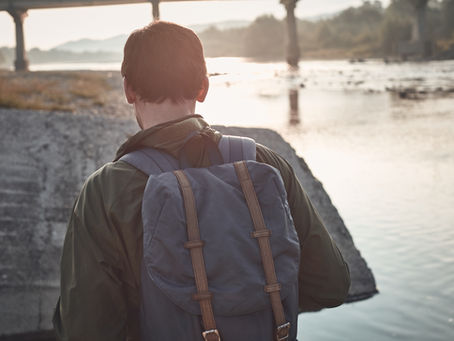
[
  {"x1": 54, "y1": 35, "x2": 127, "y2": 54},
  {"x1": 51, "y1": 20, "x2": 250, "y2": 54}
]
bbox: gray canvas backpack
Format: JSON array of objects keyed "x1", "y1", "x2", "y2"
[{"x1": 120, "y1": 133, "x2": 300, "y2": 341}]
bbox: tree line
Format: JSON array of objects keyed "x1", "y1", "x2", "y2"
[
  {"x1": 1, "y1": 0, "x2": 453, "y2": 66},
  {"x1": 199, "y1": 0, "x2": 454, "y2": 60}
]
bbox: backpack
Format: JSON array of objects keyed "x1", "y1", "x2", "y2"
[{"x1": 120, "y1": 133, "x2": 300, "y2": 341}]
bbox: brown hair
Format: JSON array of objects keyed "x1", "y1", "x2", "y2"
[{"x1": 121, "y1": 21, "x2": 207, "y2": 103}]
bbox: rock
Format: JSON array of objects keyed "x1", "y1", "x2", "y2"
[
  {"x1": 214, "y1": 126, "x2": 377, "y2": 303},
  {"x1": 0, "y1": 109, "x2": 376, "y2": 339},
  {"x1": 348, "y1": 58, "x2": 366, "y2": 64}
]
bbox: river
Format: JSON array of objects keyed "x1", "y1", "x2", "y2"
[{"x1": 30, "y1": 58, "x2": 454, "y2": 340}]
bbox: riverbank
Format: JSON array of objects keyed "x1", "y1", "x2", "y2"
[
  {"x1": 0, "y1": 70, "x2": 127, "y2": 115},
  {"x1": 1, "y1": 64, "x2": 454, "y2": 116}
]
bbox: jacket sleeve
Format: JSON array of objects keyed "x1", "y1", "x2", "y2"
[
  {"x1": 256, "y1": 144, "x2": 351, "y2": 312},
  {"x1": 53, "y1": 169, "x2": 129, "y2": 341}
]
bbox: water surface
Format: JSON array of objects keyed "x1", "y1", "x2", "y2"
[
  {"x1": 31, "y1": 58, "x2": 454, "y2": 340},
  {"x1": 201, "y1": 58, "x2": 454, "y2": 341}
]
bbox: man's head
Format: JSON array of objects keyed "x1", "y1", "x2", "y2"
[{"x1": 121, "y1": 21, "x2": 208, "y2": 105}]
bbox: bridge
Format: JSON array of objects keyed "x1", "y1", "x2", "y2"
[
  {"x1": 398, "y1": 0, "x2": 431, "y2": 59},
  {"x1": 0, "y1": 0, "x2": 301, "y2": 70}
]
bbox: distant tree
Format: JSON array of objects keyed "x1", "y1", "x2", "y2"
[
  {"x1": 386, "y1": 0, "x2": 414, "y2": 16},
  {"x1": 309, "y1": 1, "x2": 383, "y2": 53},
  {"x1": 199, "y1": 26, "x2": 246, "y2": 57},
  {"x1": 316, "y1": 22, "x2": 336, "y2": 48},
  {"x1": 183, "y1": 0, "x2": 453, "y2": 60},
  {"x1": 442, "y1": 0, "x2": 454, "y2": 37},
  {"x1": 243, "y1": 15, "x2": 285, "y2": 59},
  {"x1": 379, "y1": 0, "x2": 413, "y2": 54},
  {"x1": 0, "y1": 50, "x2": 5, "y2": 65},
  {"x1": 280, "y1": 0, "x2": 300, "y2": 7},
  {"x1": 381, "y1": 17, "x2": 412, "y2": 54}
]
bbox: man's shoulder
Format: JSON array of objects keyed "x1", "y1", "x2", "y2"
[
  {"x1": 255, "y1": 143, "x2": 292, "y2": 172},
  {"x1": 254, "y1": 142, "x2": 301, "y2": 196},
  {"x1": 75, "y1": 160, "x2": 148, "y2": 212},
  {"x1": 85, "y1": 160, "x2": 145, "y2": 188}
]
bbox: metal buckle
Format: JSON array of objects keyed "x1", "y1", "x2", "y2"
[
  {"x1": 202, "y1": 329, "x2": 220, "y2": 341},
  {"x1": 276, "y1": 322, "x2": 291, "y2": 341}
]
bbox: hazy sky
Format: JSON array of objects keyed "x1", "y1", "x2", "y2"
[{"x1": 0, "y1": 0, "x2": 390, "y2": 49}]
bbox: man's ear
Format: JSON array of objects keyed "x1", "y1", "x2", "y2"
[
  {"x1": 196, "y1": 76, "x2": 209, "y2": 103},
  {"x1": 123, "y1": 77, "x2": 136, "y2": 104}
]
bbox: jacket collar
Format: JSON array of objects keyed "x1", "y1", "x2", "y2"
[{"x1": 114, "y1": 115, "x2": 219, "y2": 162}]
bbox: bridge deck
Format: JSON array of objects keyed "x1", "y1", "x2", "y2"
[{"x1": 0, "y1": 0, "x2": 210, "y2": 11}]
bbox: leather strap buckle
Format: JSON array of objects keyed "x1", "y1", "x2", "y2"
[
  {"x1": 184, "y1": 239, "x2": 205, "y2": 249},
  {"x1": 276, "y1": 322, "x2": 290, "y2": 341},
  {"x1": 202, "y1": 328, "x2": 221, "y2": 341},
  {"x1": 192, "y1": 291, "x2": 213, "y2": 301},
  {"x1": 264, "y1": 283, "x2": 282, "y2": 293}
]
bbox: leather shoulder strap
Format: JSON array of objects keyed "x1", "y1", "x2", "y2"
[
  {"x1": 174, "y1": 170, "x2": 221, "y2": 341},
  {"x1": 234, "y1": 161, "x2": 290, "y2": 341}
]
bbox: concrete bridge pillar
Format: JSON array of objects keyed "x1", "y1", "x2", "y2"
[
  {"x1": 7, "y1": 8, "x2": 29, "y2": 71},
  {"x1": 281, "y1": 0, "x2": 300, "y2": 68},
  {"x1": 412, "y1": 0, "x2": 428, "y2": 42},
  {"x1": 151, "y1": 0, "x2": 160, "y2": 21},
  {"x1": 412, "y1": 0, "x2": 431, "y2": 57}
]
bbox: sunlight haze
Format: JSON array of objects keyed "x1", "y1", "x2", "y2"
[{"x1": 0, "y1": 0, "x2": 389, "y2": 49}]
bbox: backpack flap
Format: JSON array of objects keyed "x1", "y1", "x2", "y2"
[{"x1": 141, "y1": 160, "x2": 300, "y2": 317}]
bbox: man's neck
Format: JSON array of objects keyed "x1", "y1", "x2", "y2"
[{"x1": 135, "y1": 99, "x2": 197, "y2": 130}]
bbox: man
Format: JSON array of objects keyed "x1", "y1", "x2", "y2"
[{"x1": 53, "y1": 21, "x2": 350, "y2": 340}]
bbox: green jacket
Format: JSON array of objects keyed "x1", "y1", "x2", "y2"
[{"x1": 53, "y1": 115, "x2": 350, "y2": 341}]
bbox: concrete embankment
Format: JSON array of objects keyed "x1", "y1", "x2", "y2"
[{"x1": 0, "y1": 108, "x2": 376, "y2": 340}]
